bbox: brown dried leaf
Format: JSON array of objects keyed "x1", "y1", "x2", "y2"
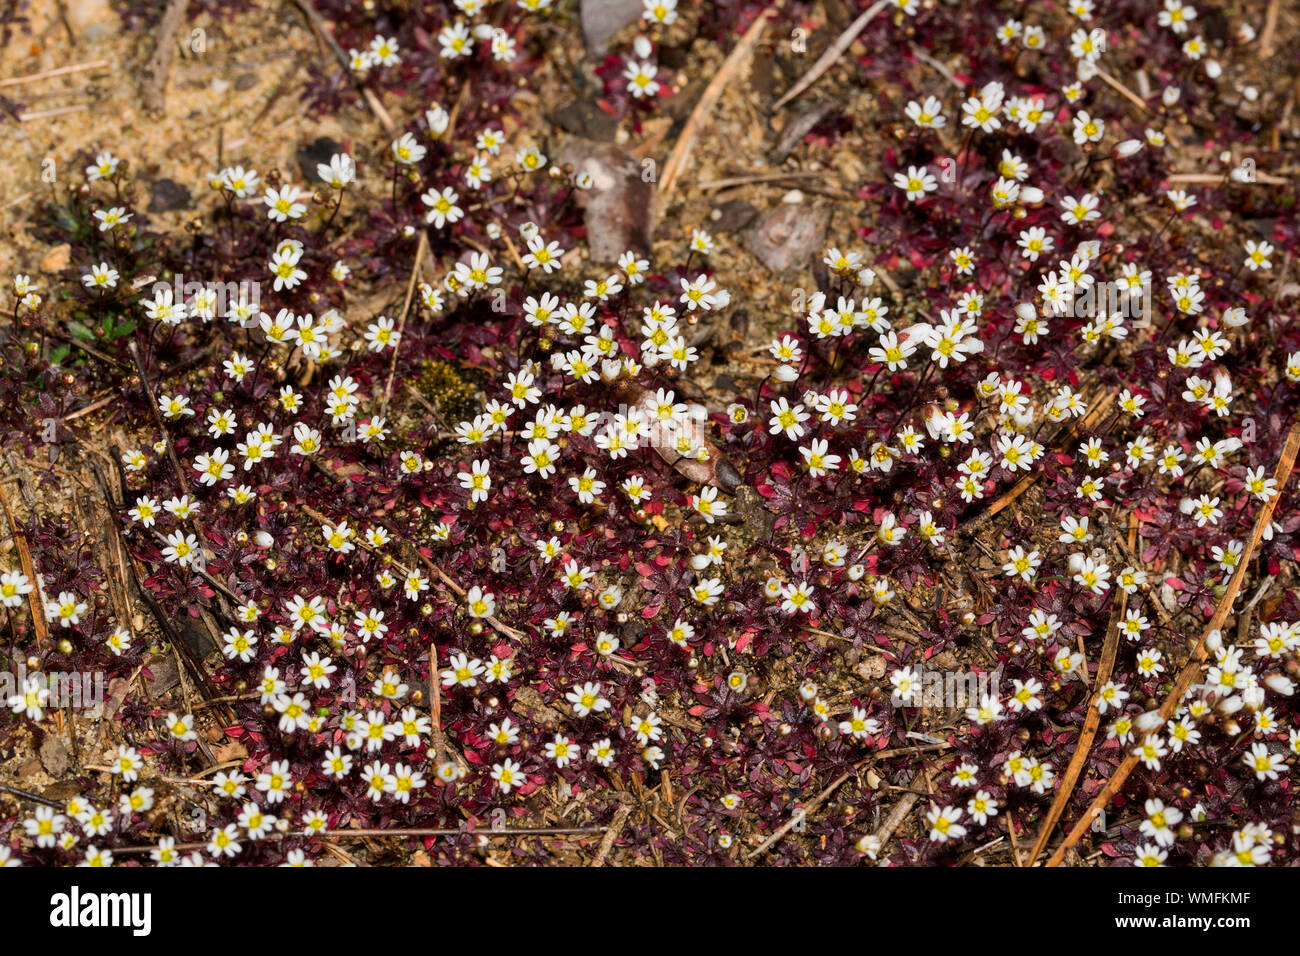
[{"x1": 214, "y1": 739, "x2": 248, "y2": 763}]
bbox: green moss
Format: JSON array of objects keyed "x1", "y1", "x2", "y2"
[{"x1": 413, "y1": 359, "x2": 483, "y2": 424}]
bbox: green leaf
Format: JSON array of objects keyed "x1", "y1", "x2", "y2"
[{"x1": 105, "y1": 318, "x2": 136, "y2": 341}]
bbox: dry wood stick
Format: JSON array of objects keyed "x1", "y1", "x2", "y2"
[
  {"x1": 0, "y1": 477, "x2": 49, "y2": 648},
  {"x1": 0, "y1": 59, "x2": 111, "y2": 89},
  {"x1": 289, "y1": 0, "x2": 397, "y2": 135},
  {"x1": 92, "y1": 464, "x2": 229, "y2": 717},
  {"x1": 657, "y1": 7, "x2": 775, "y2": 203},
  {"x1": 140, "y1": 0, "x2": 189, "y2": 113},
  {"x1": 772, "y1": 0, "x2": 890, "y2": 110},
  {"x1": 593, "y1": 804, "x2": 633, "y2": 866},
  {"x1": 19, "y1": 104, "x2": 89, "y2": 122},
  {"x1": 873, "y1": 771, "x2": 924, "y2": 854},
  {"x1": 127, "y1": 343, "x2": 191, "y2": 495},
  {"x1": 380, "y1": 230, "x2": 428, "y2": 415},
  {"x1": 1167, "y1": 171, "x2": 1290, "y2": 187},
  {"x1": 1260, "y1": 0, "x2": 1280, "y2": 58},
  {"x1": 1047, "y1": 418, "x2": 1300, "y2": 866},
  {"x1": 747, "y1": 762, "x2": 859, "y2": 859},
  {"x1": 1026, "y1": 512, "x2": 1136, "y2": 866},
  {"x1": 1095, "y1": 67, "x2": 1150, "y2": 114}
]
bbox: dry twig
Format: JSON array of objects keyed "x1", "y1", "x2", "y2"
[
  {"x1": 289, "y1": 0, "x2": 397, "y2": 135},
  {"x1": 657, "y1": 7, "x2": 775, "y2": 205},
  {"x1": 772, "y1": 0, "x2": 890, "y2": 110},
  {"x1": 0, "y1": 59, "x2": 110, "y2": 89},
  {"x1": 0, "y1": 476, "x2": 49, "y2": 648},
  {"x1": 593, "y1": 804, "x2": 633, "y2": 866},
  {"x1": 380, "y1": 230, "x2": 429, "y2": 415},
  {"x1": 139, "y1": 0, "x2": 189, "y2": 113},
  {"x1": 1047, "y1": 418, "x2": 1300, "y2": 866},
  {"x1": 1026, "y1": 513, "x2": 1137, "y2": 866}
]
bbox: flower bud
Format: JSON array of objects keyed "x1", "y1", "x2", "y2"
[
  {"x1": 1134, "y1": 709, "x2": 1164, "y2": 733},
  {"x1": 425, "y1": 106, "x2": 450, "y2": 135},
  {"x1": 1265, "y1": 674, "x2": 1294, "y2": 696},
  {"x1": 1219, "y1": 693, "x2": 1244, "y2": 715}
]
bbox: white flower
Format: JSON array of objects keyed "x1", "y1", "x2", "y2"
[
  {"x1": 642, "y1": 0, "x2": 677, "y2": 24},
  {"x1": 438, "y1": 22, "x2": 474, "y2": 58},
  {"x1": 391, "y1": 133, "x2": 426, "y2": 165},
  {"x1": 441, "y1": 652, "x2": 486, "y2": 688},
  {"x1": 369, "y1": 34, "x2": 400, "y2": 66},
  {"x1": 318, "y1": 153, "x2": 355, "y2": 188},
  {"x1": 421, "y1": 187, "x2": 463, "y2": 228},
  {"x1": 1060, "y1": 192, "x2": 1100, "y2": 224},
  {"x1": 1244, "y1": 239, "x2": 1273, "y2": 271},
  {"x1": 624, "y1": 60, "x2": 659, "y2": 97},
  {"x1": 893, "y1": 165, "x2": 938, "y2": 200},
  {"x1": 1244, "y1": 742, "x2": 1286, "y2": 780},
  {"x1": 263, "y1": 184, "x2": 307, "y2": 221},
  {"x1": 492, "y1": 758, "x2": 523, "y2": 793},
  {"x1": 466, "y1": 586, "x2": 496, "y2": 619},
  {"x1": 904, "y1": 96, "x2": 946, "y2": 128},
  {"x1": 768, "y1": 398, "x2": 810, "y2": 440},
  {"x1": 926, "y1": 805, "x2": 966, "y2": 842}
]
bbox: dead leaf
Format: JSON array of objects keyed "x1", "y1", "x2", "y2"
[
  {"x1": 214, "y1": 739, "x2": 248, "y2": 763},
  {"x1": 39, "y1": 735, "x2": 69, "y2": 776}
]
